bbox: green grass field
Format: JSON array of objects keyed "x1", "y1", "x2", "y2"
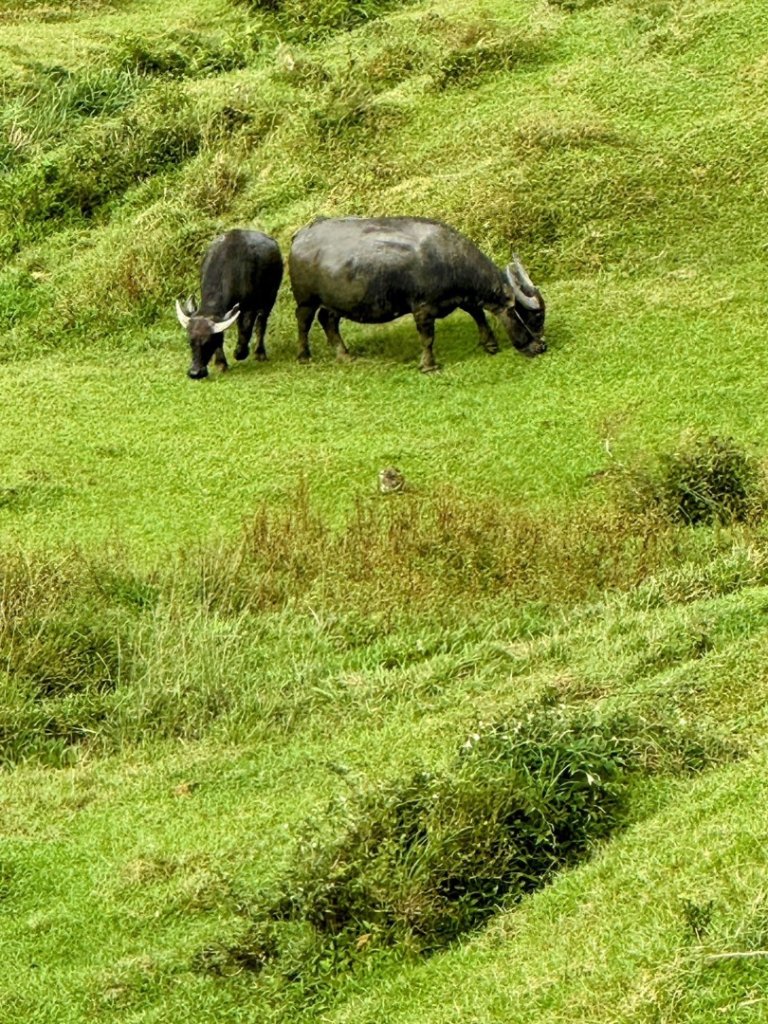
[{"x1": 3, "y1": 0, "x2": 768, "y2": 1020}]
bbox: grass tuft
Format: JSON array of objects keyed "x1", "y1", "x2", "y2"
[{"x1": 111, "y1": 29, "x2": 251, "y2": 79}]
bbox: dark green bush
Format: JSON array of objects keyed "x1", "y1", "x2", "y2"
[
  {"x1": 195, "y1": 700, "x2": 727, "y2": 988},
  {"x1": 264, "y1": 705, "x2": 690, "y2": 951},
  {"x1": 192, "y1": 700, "x2": 733, "y2": 995},
  {"x1": 622, "y1": 434, "x2": 764, "y2": 526}
]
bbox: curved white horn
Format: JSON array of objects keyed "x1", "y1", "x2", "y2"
[
  {"x1": 505, "y1": 269, "x2": 541, "y2": 310},
  {"x1": 515, "y1": 287, "x2": 542, "y2": 311},
  {"x1": 211, "y1": 304, "x2": 241, "y2": 335},
  {"x1": 512, "y1": 254, "x2": 537, "y2": 296},
  {"x1": 175, "y1": 298, "x2": 191, "y2": 329}
]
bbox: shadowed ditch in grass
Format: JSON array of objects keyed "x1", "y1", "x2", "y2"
[{"x1": 191, "y1": 696, "x2": 736, "y2": 1013}]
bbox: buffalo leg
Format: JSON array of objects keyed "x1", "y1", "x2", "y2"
[
  {"x1": 414, "y1": 313, "x2": 439, "y2": 372},
  {"x1": 318, "y1": 308, "x2": 352, "y2": 362},
  {"x1": 296, "y1": 304, "x2": 317, "y2": 362},
  {"x1": 213, "y1": 345, "x2": 228, "y2": 372},
  {"x1": 253, "y1": 312, "x2": 268, "y2": 361},
  {"x1": 234, "y1": 311, "x2": 256, "y2": 361},
  {"x1": 464, "y1": 305, "x2": 498, "y2": 354}
]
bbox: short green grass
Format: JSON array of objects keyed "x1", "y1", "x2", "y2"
[
  {"x1": 3, "y1": 0, "x2": 768, "y2": 1020},
  {"x1": 3, "y1": 270, "x2": 768, "y2": 556}
]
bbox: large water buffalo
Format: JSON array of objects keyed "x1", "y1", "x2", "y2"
[
  {"x1": 289, "y1": 216, "x2": 545, "y2": 372},
  {"x1": 175, "y1": 229, "x2": 283, "y2": 379}
]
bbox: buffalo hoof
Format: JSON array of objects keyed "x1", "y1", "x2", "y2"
[
  {"x1": 234, "y1": 347, "x2": 249, "y2": 361},
  {"x1": 420, "y1": 363, "x2": 441, "y2": 374},
  {"x1": 255, "y1": 350, "x2": 268, "y2": 362},
  {"x1": 526, "y1": 339, "x2": 547, "y2": 356},
  {"x1": 187, "y1": 368, "x2": 209, "y2": 380},
  {"x1": 297, "y1": 352, "x2": 312, "y2": 363}
]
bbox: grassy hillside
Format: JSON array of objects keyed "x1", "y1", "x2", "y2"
[
  {"x1": 1, "y1": 0, "x2": 768, "y2": 552},
  {"x1": 3, "y1": 0, "x2": 768, "y2": 1021}
]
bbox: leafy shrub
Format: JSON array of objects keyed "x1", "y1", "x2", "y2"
[
  {"x1": 270, "y1": 705, "x2": 632, "y2": 950},
  {"x1": 620, "y1": 434, "x2": 764, "y2": 526},
  {"x1": 196, "y1": 700, "x2": 727, "y2": 987}
]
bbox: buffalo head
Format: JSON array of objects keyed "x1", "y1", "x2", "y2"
[
  {"x1": 496, "y1": 257, "x2": 546, "y2": 356},
  {"x1": 175, "y1": 296, "x2": 241, "y2": 379}
]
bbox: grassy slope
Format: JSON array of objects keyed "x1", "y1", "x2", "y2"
[
  {"x1": 3, "y1": 581, "x2": 768, "y2": 1023},
  {"x1": 3, "y1": 0, "x2": 768, "y2": 1021},
  {"x1": 331, "y1": 752, "x2": 768, "y2": 1024}
]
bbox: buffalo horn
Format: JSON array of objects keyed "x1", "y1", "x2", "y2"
[
  {"x1": 175, "y1": 298, "x2": 191, "y2": 329},
  {"x1": 512, "y1": 255, "x2": 538, "y2": 296},
  {"x1": 505, "y1": 265, "x2": 541, "y2": 310},
  {"x1": 211, "y1": 304, "x2": 241, "y2": 334}
]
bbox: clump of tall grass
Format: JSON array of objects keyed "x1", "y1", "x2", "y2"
[
  {"x1": 191, "y1": 485, "x2": 696, "y2": 618},
  {"x1": 111, "y1": 29, "x2": 252, "y2": 79},
  {"x1": 19, "y1": 81, "x2": 202, "y2": 220},
  {"x1": 0, "y1": 553, "x2": 138, "y2": 766},
  {"x1": 0, "y1": 0, "x2": 126, "y2": 18},
  {"x1": 6, "y1": 616, "x2": 121, "y2": 698},
  {"x1": 52, "y1": 198, "x2": 218, "y2": 330},
  {"x1": 433, "y1": 24, "x2": 555, "y2": 89}
]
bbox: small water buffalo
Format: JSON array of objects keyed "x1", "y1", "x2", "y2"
[
  {"x1": 289, "y1": 216, "x2": 545, "y2": 372},
  {"x1": 175, "y1": 229, "x2": 283, "y2": 380}
]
